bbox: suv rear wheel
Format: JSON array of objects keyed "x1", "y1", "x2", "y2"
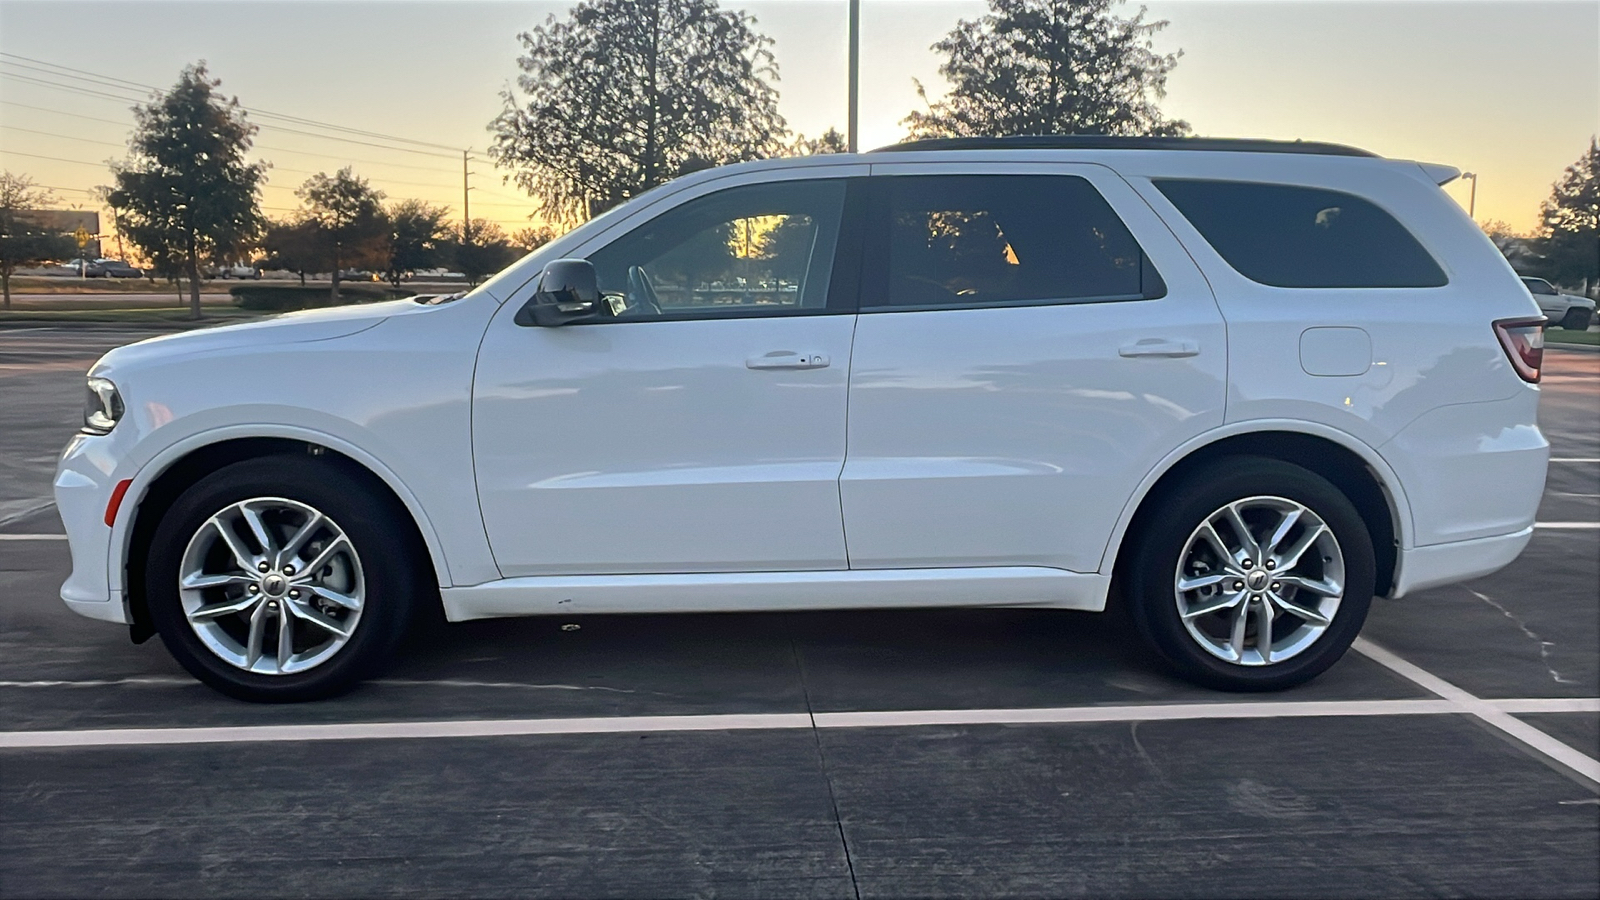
[
  {"x1": 144, "y1": 456, "x2": 423, "y2": 702},
  {"x1": 1123, "y1": 457, "x2": 1375, "y2": 691}
]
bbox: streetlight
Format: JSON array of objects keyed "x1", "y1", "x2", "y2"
[{"x1": 1460, "y1": 172, "x2": 1478, "y2": 220}]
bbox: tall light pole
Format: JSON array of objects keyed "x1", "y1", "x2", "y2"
[
  {"x1": 847, "y1": 0, "x2": 859, "y2": 153},
  {"x1": 1461, "y1": 171, "x2": 1478, "y2": 220}
]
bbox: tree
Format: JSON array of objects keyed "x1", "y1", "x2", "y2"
[
  {"x1": 903, "y1": 0, "x2": 1189, "y2": 141},
  {"x1": 1480, "y1": 219, "x2": 1539, "y2": 273},
  {"x1": 510, "y1": 225, "x2": 557, "y2": 255},
  {"x1": 296, "y1": 168, "x2": 388, "y2": 302},
  {"x1": 259, "y1": 218, "x2": 330, "y2": 286},
  {"x1": 445, "y1": 219, "x2": 518, "y2": 285},
  {"x1": 788, "y1": 127, "x2": 848, "y2": 156},
  {"x1": 490, "y1": 0, "x2": 787, "y2": 225},
  {"x1": 106, "y1": 63, "x2": 267, "y2": 319},
  {"x1": 1533, "y1": 138, "x2": 1599, "y2": 297},
  {"x1": 0, "y1": 172, "x2": 74, "y2": 309},
  {"x1": 385, "y1": 200, "x2": 451, "y2": 287}
]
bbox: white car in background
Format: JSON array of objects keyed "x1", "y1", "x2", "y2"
[
  {"x1": 56, "y1": 136, "x2": 1549, "y2": 702},
  {"x1": 1520, "y1": 276, "x2": 1595, "y2": 330}
]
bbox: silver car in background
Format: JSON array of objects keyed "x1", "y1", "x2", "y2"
[{"x1": 1521, "y1": 276, "x2": 1595, "y2": 330}]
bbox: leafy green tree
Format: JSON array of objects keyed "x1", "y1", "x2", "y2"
[
  {"x1": 0, "y1": 172, "x2": 74, "y2": 309},
  {"x1": 445, "y1": 219, "x2": 518, "y2": 285},
  {"x1": 106, "y1": 63, "x2": 267, "y2": 319},
  {"x1": 1533, "y1": 138, "x2": 1599, "y2": 297},
  {"x1": 904, "y1": 0, "x2": 1189, "y2": 140},
  {"x1": 385, "y1": 200, "x2": 451, "y2": 287},
  {"x1": 259, "y1": 218, "x2": 330, "y2": 286},
  {"x1": 296, "y1": 168, "x2": 388, "y2": 302},
  {"x1": 490, "y1": 0, "x2": 787, "y2": 225}
]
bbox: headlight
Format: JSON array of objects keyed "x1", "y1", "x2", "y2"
[{"x1": 83, "y1": 376, "x2": 124, "y2": 435}]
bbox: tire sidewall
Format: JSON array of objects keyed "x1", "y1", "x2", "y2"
[
  {"x1": 145, "y1": 456, "x2": 418, "y2": 702},
  {"x1": 1125, "y1": 457, "x2": 1376, "y2": 691}
]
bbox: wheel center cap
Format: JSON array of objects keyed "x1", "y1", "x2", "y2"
[
  {"x1": 261, "y1": 574, "x2": 287, "y2": 597},
  {"x1": 1246, "y1": 570, "x2": 1269, "y2": 591}
]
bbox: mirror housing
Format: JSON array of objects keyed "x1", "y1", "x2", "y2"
[{"x1": 515, "y1": 259, "x2": 601, "y2": 327}]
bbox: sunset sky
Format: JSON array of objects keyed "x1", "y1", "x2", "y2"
[{"x1": 0, "y1": 0, "x2": 1595, "y2": 237}]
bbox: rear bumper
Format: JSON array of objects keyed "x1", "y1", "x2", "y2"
[{"x1": 1389, "y1": 526, "x2": 1533, "y2": 599}]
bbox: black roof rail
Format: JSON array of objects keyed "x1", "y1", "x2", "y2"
[{"x1": 871, "y1": 135, "x2": 1379, "y2": 158}]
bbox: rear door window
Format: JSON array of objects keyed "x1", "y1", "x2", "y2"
[
  {"x1": 864, "y1": 174, "x2": 1165, "y2": 312},
  {"x1": 1153, "y1": 179, "x2": 1447, "y2": 288}
]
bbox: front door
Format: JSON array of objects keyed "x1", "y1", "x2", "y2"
[{"x1": 473, "y1": 176, "x2": 860, "y2": 577}]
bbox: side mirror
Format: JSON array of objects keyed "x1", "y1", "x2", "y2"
[{"x1": 515, "y1": 259, "x2": 601, "y2": 327}]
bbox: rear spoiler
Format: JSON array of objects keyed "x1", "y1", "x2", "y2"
[{"x1": 1415, "y1": 162, "x2": 1462, "y2": 185}]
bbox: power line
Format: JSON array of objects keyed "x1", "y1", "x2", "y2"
[
  {"x1": 0, "y1": 149, "x2": 108, "y2": 167},
  {"x1": 2, "y1": 98, "x2": 462, "y2": 176},
  {"x1": 0, "y1": 124, "x2": 123, "y2": 148},
  {"x1": 0, "y1": 100, "x2": 132, "y2": 127},
  {"x1": 4, "y1": 70, "x2": 459, "y2": 159},
  {"x1": 1, "y1": 53, "x2": 464, "y2": 153}
]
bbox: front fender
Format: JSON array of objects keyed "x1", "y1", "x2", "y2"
[{"x1": 107, "y1": 422, "x2": 457, "y2": 595}]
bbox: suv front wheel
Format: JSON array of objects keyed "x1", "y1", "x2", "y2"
[
  {"x1": 1123, "y1": 457, "x2": 1376, "y2": 691},
  {"x1": 144, "y1": 456, "x2": 423, "y2": 702}
]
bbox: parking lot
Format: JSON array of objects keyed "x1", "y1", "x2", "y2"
[{"x1": 1, "y1": 324, "x2": 1596, "y2": 898}]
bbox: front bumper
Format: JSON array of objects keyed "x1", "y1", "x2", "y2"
[{"x1": 53, "y1": 433, "x2": 130, "y2": 624}]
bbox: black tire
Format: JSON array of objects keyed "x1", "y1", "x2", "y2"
[
  {"x1": 1121, "y1": 456, "x2": 1375, "y2": 691},
  {"x1": 145, "y1": 455, "x2": 423, "y2": 702},
  {"x1": 1561, "y1": 307, "x2": 1593, "y2": 331}
]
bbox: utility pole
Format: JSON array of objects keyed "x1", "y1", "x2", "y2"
[
  {"x1": 847, "y1": 0, "x2": 859, "y2": 153},
  {"x1": 462, "y1": 149, "x2": 472, "y2": 241}
]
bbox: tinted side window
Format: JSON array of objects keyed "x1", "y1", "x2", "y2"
[
  {"x1": 866, "y1": 174, "x2": 1165, "y2": 312},
  {"x1": 1154, "y1": 179, "x2": 1447, "y2": 289},
  {"x1": 586, "y1": 179, "x2": 846, "y2": 320}
]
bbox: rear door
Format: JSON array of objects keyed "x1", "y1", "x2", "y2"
[{"x1": 840, "y1": 162, "x2": 1226, "y2": 574}]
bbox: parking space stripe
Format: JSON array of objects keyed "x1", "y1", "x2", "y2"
[
  {"x1": 1549, "y1": 458, "x2": 1600, "y2": 463},
  {"x1": 1534, "y1": 522, "x2": 1600, "y2": 529},
  {"x1": 1353, "y1": 638, "x2": 1600, "y2": 788},
  {"x1": 5, "y1": 696, "x2": 1598, "y2": 751},
  {"x1": 0, "y1": 534, "x2": 67, "y2": 541}
]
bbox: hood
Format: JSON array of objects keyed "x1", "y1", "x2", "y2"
[{"x1": 90, "y1": 299, "x2": 413, "y2": 377}]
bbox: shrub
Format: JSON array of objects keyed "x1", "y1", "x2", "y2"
[{"x1": 229, "y1": 283, "x2": 413, "y2": 311}]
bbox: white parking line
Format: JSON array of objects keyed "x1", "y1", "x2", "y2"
[
  {"x1": 1534, "y1": 522, "x2": 1600, "y2": 530},
  {"x1": 2, "y1": 696, "x2": 1597, "y2": 752},
  {"x1": 1549, "y1": 458, "x2": 1600, "y2": 463},
  {"x1": 1353, "y1": 638, "x2": 1600, "y2": 788},
  {"x1": 0, "y1": 534, "x2": 67, "y2": 541}
]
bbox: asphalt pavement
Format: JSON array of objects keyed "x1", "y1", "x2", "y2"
[{"x1": 1, "y1": 324, "x2": 1596, "y2": 898}]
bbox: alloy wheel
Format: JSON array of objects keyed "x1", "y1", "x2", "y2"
[
  {"x1": 177, "y1": 497, "x2": 365, "y2": 675},
  {"x1": 1173, "y1": 495, "x2": 1345, "y2": 666}
]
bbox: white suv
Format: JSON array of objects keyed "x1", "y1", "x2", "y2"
[{"x1": 55, "y1": 136, "x2": 1550, "y2": 701}]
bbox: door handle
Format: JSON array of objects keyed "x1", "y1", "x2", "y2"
[
  {"x1": 746, "y1": 351, "x2": 830, "y2": 370},
  {"x1": 1119, "y1": 339, "x2": 1199, "y2": 359}
]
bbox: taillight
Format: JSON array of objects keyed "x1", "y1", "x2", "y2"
[{"x1": 1494, "y1": 316, "x2": 1547, "y2": 384}]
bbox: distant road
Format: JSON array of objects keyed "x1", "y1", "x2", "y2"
[{"x1": 6, "y1": 293, "x2": 220, "y2": 305}]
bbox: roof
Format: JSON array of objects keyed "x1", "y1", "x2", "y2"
[{"x1": 872, "y1": 135, "x2": 1379, "y2": 158}]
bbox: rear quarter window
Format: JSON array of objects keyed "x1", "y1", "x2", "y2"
[{"x1": 1153, "y1": 179, "x2": 1447, "y2": 289}]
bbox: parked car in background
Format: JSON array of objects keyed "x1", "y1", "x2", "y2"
[
  {"x1": 214, "y1": 262, "x2": 261, "y2": 280},
  {"x1": 56, "y1": 136, "x2": 1550, "y2": 702},
  {"x1": 97, "y1": 259, "x2": 143, "y2": 278},
  {"x1": 1520, "y1": 277, "x2": 1595, "y2": 330},
  {"x1": 58, "y1": 258, "x2": 106, "y2": 277}
]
